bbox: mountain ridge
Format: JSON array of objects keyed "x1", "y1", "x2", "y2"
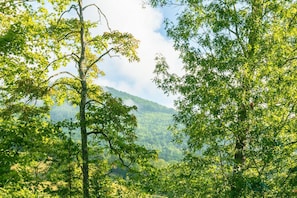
[{"x1": 104, "y1": 86, "x2": 175, "y2": 114}]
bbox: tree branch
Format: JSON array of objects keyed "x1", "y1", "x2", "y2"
[
  {"x1": 280, "y1": 57, "x2": 297, "y2": 67},
  {"x1": 82, "y1": 3, "x2": 112, "y2": 32},
  {"x1": 87, "y1": 129, "x2": 132, "y2": 168},
  {"x1": 43, "y1": 54, "x2": 74, "y2": 72},
  {"x1": 85, "y1": 99, "x2": 103, "y2": 107},
  {"x1": 46, "y1": 71, "x2": 81, "y2": 83},
  {"x1": 85, "y1": 48, "x2": 114, "y2": 73},
  {"x1": 48, "y1": 81, "x2": 80, "y2": 94},
  {"x1": 285, "y1": 141, "x2": 297, "y2": 146},
  {"x1": 71, "y1": 52, "x2": 80, "y2": 62},
  {"x1": 57, "y1": 4, "x2": 78, "y2": 25},
  {"x1": 58, "y1": 31, "x2": 80, "y2": 42},
  {"x1": 232, "y1": 4, "x2": 247, "y2": 57}
]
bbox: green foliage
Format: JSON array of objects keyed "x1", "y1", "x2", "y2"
[
  {"x1": 151, "y1": 0, "x2": 297, "y2": 197},
  {"x1": 42, "y1": 1, "x2": 146, "y2": 197},
  {"x1": 137, "y1": 112, "x2": 183, "y2": 161},
  {"x1": 0, "y1": 115, "x2": 81, "y2": 196},
  {"x1": 106, "y1": 87, "x2": 183, "y2": 161},
  {"x1": 0, "y1": 4, "x2": 63, "y2": 196},
  {"x1": 0, "y1": 1, "x2": 157, "y2": 197},
  {"x1": 50, "y1": 87, "x2": 183, "y2": 162},
  {"x1": 86, "y1": 93, "x2": 158, "y2": 166},
  {"x1": 105, "y1": 87, "x2": 183, "y2": 161}
]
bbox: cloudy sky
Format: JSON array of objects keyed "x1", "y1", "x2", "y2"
[{"x1": 84, "y1": 0, "x2": 182, "y2": 108}]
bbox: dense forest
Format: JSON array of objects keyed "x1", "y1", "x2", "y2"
[{"x1": 1, "y1": 0, "x2": 297, "y2": 197}]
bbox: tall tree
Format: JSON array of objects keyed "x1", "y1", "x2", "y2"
[
  {"x1": 47, "y1": 1, "x2": 142, "y2": 197},
  {"x1": 151, "y1": 0, "x2": 297, "y2": 196},
  {"x1": 1, "y1": 0, "x2": 152, "y2": 197}
]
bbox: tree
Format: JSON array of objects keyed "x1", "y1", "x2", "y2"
[
  {"x1": 46, "y1": 1, "x2": 151, "y2": 197},
  {"x1": 1, "y1": 1, "x2": 154, "y2": 197},
  {"x1": 151, "y1": 0, "x2": 297, "y2": 196}
]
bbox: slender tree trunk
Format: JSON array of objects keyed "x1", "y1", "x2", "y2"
[
  {"x1": 78, "y1": 0, "x2": 89, "y2": 197},
  {"x1": 80, "y1": 80, "x2": 89, "y2": 198}
]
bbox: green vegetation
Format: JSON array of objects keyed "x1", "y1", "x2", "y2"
[
  {"x1": 47, "y1": 0, "x2": 142, "y2": 196},
  {"x1": 2, "y1": 0, "x2": 297, "y2": 197},
  {"x1": 151, "y1": 0, "x2": 297, "y2": 197},
  {"x1": 51, "y1": 87, "x2": 183, "y2": 162},
  {"x1": 0, "y1": 1, "x2": 159, "y2": 197},
  {"x1": 107, "y1": 87, "x2": 183, "y2": 161}
]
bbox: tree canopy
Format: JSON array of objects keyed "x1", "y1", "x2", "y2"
[
  {"x1": 3, "y1": 0, "x2": 297, "y2": 197},
  {"x1": 152, "y1": 0, "x2": 297, "y2": 197}
]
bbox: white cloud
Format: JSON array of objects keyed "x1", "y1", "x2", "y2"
[{"x1": 84, "y1": 0, "x2": 182, "y2": 108}]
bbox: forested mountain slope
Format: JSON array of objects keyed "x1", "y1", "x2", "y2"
[{"x1": 50, "y1": 87, "x2": 183, "y2": 161}]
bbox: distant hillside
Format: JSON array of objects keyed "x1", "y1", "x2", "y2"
[
  {"x1": 104, "y1": 87, "x2": 182, "y2": 161},
  {"x1": 104, "y1": 87, "x2": 175, "y2": 114},
  {"x1": 50, "y1": 87, "x2": 183, "y2": 162}
]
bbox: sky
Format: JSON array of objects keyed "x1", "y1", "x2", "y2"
[{"x1": 84, "y1": 0, "x2": 182, "y2": 108}]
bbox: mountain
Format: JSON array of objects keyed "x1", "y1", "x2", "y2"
[
  {"x1": 50, "y1": 87, "x2": 183, "y2": 162},
  {"x1": 104, "y1": 87, "x2": 175, "y2": 114}
]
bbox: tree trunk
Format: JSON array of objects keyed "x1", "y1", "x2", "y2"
[
  {"x1": 231, "y1": 2, "x2": 258, "y2": 184},
  {"x1": 230, "y1": 2, "x2": 262, "y2": 196},
  {"x1": 80, "y1": 79, "x2": 89, "y2": 198},
  {"x1": 231, "y1": 103, "x2": 247, "y2": 197},
  {"x1": 78, "y1": 0, "x2": 89, "y2": 197}
]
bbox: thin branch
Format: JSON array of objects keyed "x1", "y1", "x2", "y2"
[
  {"x1": 87, "y1": 129, "x2": 131, "y2": 168},
  {"x1": 85, "y1": 48, "x2": 114, "y2": 73},
  {"x1": 48, "y1": 81, "x2": 81, "y2": 94},
  {"x1": 87, "y1": 130, "x2": 103, "y2": 136},
  {"x1": 273, "y1": 103, "x2": 296, "y2": 138},
  {"x1": 280, "y1": 57, "x2": 297, "y2": 67},
  {"x1": 58, "y1": 31, "x2": 80, "y2": 42},
  {"x1": 118, "y1": 153, "x2": 132, "y2": 169},
  {"x1": 87, "y1": 37, "x2": 107, "y2": 46},
  {"x1": 276, "y1": 171, "x2": 293, "y2": 197},
  {"x1": 46, "y1": 71, "x2": 81, "y2": 83},
  {"x1": 285, "y1": 141, "x2": 297, "y2": 146},
  {"x1": 85, "y1": 99, "x2": 103, "y2": 107},
  {"x1": 249, "y1": 153, "x2": 262, "y2": 176},
  {"x1": 288, "y1": 12, "x2": 297, "y2": 29},
  {"x1": 82, "y1": 3, "x2": 112, "y2": 32},
  {"x1": 43, "y1": 54, "x2": 74, "y2": 72},
  {"x1": 71, "y1": 52, "x2": 80, "y2": 62},
  {"x1": 218, "y1": 149, "x2": 229, "y2": 182},
  {"x1": 232, "y1": 3, "x2": 247, "y2": 57},
  {"x1": 57, "y1": 4, "x2": 78, "y2": 25}
]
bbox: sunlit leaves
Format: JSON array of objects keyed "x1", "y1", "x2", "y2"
[
  {"x1": 0, "y1": 0, "x2": 152, "y2": 196},
  {"x1": 103, "y1": 31, "x2": 140, "y2": 62},
  {"x1": 0, "y1": 22, "x2": 26, "y2": 55},
  {"x1": 44, "y1": 1, "x2": 150, "y2": 197},
  {"x1": 0, "y1": 1, "x2": 79, "y2": 196},
  {"x1": 151, "y1": 0, "x2": 297, "y2": 196}
]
